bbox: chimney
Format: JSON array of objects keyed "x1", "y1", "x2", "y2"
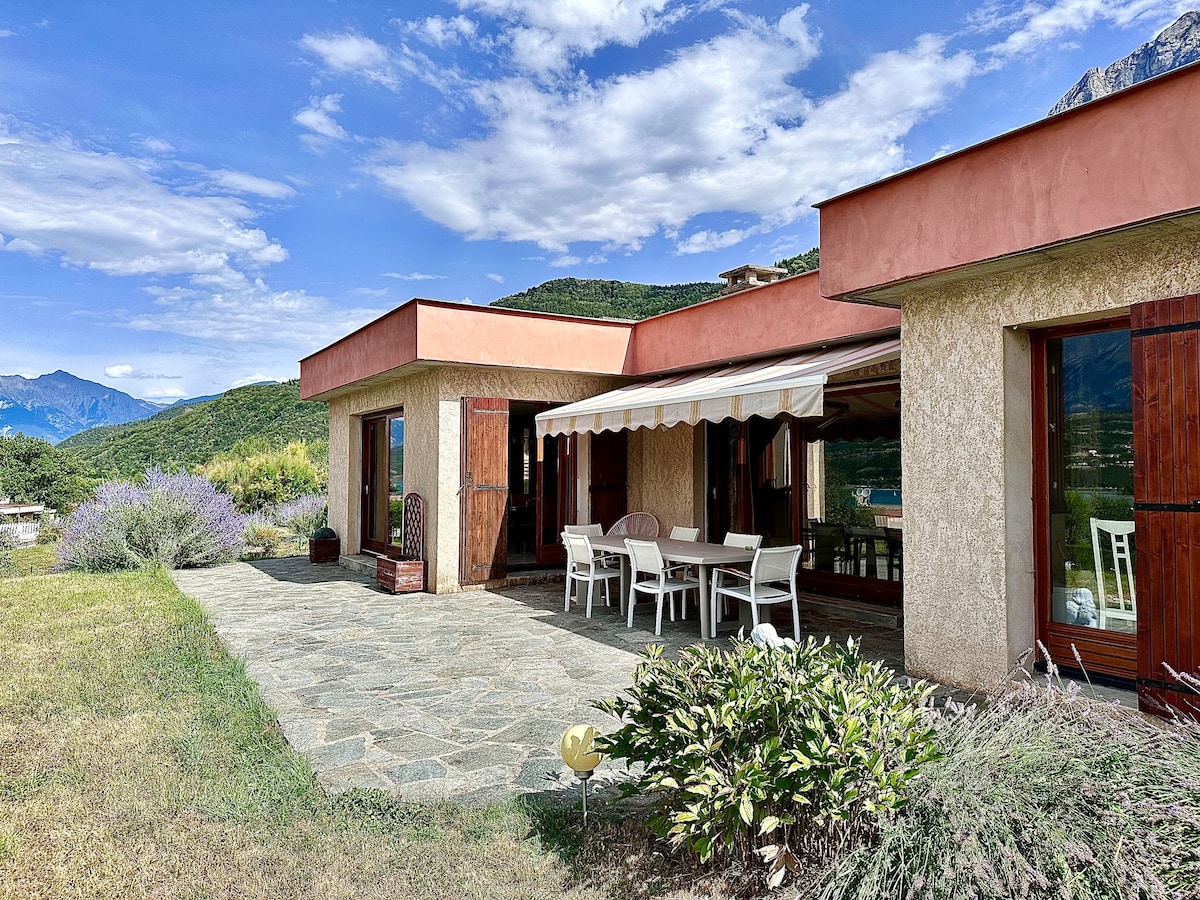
[{"x1": 718, "y1": 263, "x2": 787, "y2": 295}]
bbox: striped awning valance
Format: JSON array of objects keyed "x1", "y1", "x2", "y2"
[{"x1": 535, "y1": 337, "x2": 899, "y2": 438}]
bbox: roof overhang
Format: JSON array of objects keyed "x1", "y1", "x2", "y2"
[{"x1": 816, "y1": 60, "x2": 1200, "y2": 304}]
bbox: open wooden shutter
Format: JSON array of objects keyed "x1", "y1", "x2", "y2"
[
  {"x1": 460, "y1": 398, "x2": 509, "y2": 584},
  {"x1": 1132, "y1": 295, "x2": 1200, "y2": 716}
]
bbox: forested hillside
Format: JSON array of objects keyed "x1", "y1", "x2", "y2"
[
  {"x1": 491, "y1": 278, "x2": 722, "y2": 319},
  {"x1": 490, "y1": 249, "x2": 820, "y2": 319},
  {"x1": 60, "y1": 381, "x2": 327, "y2": 478}
]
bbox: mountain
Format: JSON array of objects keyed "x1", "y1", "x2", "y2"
[
  {"x1": 489, "y1": 249, "x2": 820, "y2": 320},
  {"x1": 1050, "y1": 10, "x2": 1200, "y2": 114},
  {"x1": 0, "y1": 370, "x2": 164, "y2": 444},
  {"x1": 58, "y1": 380, "x2": 328, "y2": 478}
]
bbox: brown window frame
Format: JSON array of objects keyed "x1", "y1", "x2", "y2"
[{"x1": 1031, "y1": 315, "x2": 1136, "y2": 680}]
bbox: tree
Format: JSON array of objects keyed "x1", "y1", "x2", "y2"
[
  {"x1": 0, "y1": 435, "x2": 98, "y2": 510},
  {"x1": 774, "y1": 247, "x2": 820, "y2": 275}
]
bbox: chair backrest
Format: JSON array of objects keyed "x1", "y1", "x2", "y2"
[
  {"x1": 1090, "y1": 517, "x2": 1136, "y2": 607},
  {"x1": 751, "y1": 545, "x2": 804, "y2": 584},
  {"x1": 564, "y1": 523, "x2": 603, "y2": 536},
  {"x1": 723, "y1": 531, "x2": 762, "y2": 551},
  {"x1": 669, "y1": 525, "x2": 700, "y2": 541},
  {"x1": 608, "y1": 512, "x2": 659, "y2": 538},
  {"x1": 562, "y1": 532, "x2": 595, "y2": 570},
  {"x1": 624, "y1": 538, "x2": 665, "y2": 576}
]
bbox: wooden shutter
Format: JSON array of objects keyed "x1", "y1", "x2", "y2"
[
  {"x1": 460, "y1": 398, "x2": 509, "y2": 583},
  {"x1": 1132, "y1": 295, "x2": 1200, "y2": 716},
  {"x1": 588, "y1": 430, "x2": 628, "y2": 533}
]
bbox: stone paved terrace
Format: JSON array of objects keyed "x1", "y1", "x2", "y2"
[{"x1": 171, "y1": 558, "x2": 937, "y2": 804}]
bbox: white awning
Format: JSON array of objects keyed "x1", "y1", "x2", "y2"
[{"x1": 536, "y1": 337, "x2": 900, "y2": 438}]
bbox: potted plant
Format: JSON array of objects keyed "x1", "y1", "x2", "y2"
[{"x1": 308, "y1": 526, "x2": 340, "y2": 563}]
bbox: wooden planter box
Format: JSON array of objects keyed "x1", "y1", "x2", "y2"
[
  {"x1": 377, "y1": 556, "x2": 425, "y2": 593},
  {"x1": 308, "y1": 538, "x2": 341, "y2": 563}
]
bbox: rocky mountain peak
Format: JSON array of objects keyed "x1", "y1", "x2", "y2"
[{"x1": 1049, "y1": 10, "x2": 1200, "y2": 115}]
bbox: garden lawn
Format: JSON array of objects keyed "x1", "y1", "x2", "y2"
[{"x1": 0, "y1": 567, "x2": 716, "y2": 900}]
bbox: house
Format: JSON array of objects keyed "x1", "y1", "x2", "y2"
[
  {"x1": 302, "y1": 59, "x2": 1200, "y2": 713},
  {"x1": 299, "y1": 273, "x2": 900, "y2": 603},
  {"x1": 0, "y1": 500, "x2": 51, "y2": 545},
  {"x1": 816, "y1": 60, "x2": 1200, "y2": 713}
]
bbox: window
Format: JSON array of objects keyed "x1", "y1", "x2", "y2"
[{"x1": 1044, "y1": 329, "x2": 1135, "y2": 634}]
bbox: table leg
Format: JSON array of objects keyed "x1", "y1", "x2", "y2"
[
  {"x1": 698, "y1": 564, "x2": 711, "y2": 640},
  {"x1": 619, "y1": 556, "x2": 630, "y2": 617}
]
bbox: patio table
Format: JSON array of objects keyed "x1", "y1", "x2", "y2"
[{"x1": 589, "y1": 535, "x2": 756, "y2": 640}]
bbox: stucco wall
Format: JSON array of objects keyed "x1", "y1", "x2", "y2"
[
  {"x1": 626, "y1": 423, "x2": 698, "y2": 534},
  {"x1": 901, "y1": 227, "x2": 1200, "y2": 690},
  {"x1": 326, "y1": 363, "x2": 624, "y2": 594}
]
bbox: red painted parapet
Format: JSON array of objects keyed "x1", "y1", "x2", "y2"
[
  {"x1": 817, "y1": 62, "x2": 1200, "y2": 302},
  {"x1": 629, "y1": 271, "x2": 899, "y2": 374}
]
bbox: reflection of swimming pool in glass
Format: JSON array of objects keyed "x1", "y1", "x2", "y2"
[{"x1": 868, "y1": 489, "x2": 902, "y2": 507}]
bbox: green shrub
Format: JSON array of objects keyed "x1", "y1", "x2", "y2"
[
  {"x1": 35, "y1": 520, "x2": 61, "y2": 545},
  {"x1": 595, "y1": 638, "x2": 938, "y2": 889},
  {"x1": 199, "y1": 441, "x2": 325, "y2": 512},
  {"x1": 819, "y1": 678, "x2": 1200, "y2": 900},
  {"x1": 242, "y1": 518, "x2": 287, "y2": 559}
]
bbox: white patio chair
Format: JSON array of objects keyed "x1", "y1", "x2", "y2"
[
  {"x1": 724, "y1": 531, "x2": 762, "y2": 551},
  {"x1": 564, "y1": 523, "x2": 603, "y2": 536},
  {"x1": 562, "y1": 532, "x2": 621, "y2": 618},
  {"x1": 1089, "y1": 517, "x2": 1136, "y2": 629},
  {"x1": 608, "y1": 512, "x2": 659, "y2": 538},
  {"x1": 712, "y1": 532, "x2": 764, "y2": 622},
  {"x1": 710, "y1": 544, "x2": 805, "y2": 641},
  {"x1": 669, "y1": 525, "x2": 700, "y2": 541},
  {"x1": 624, "y1": 538, "x2": 700, "y2": 636}
]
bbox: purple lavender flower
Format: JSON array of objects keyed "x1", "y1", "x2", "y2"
[
  {"x1": 270, "y1": 493, "x2": 327, "y2": 539},
  {"x1": 59, "y1": 468, "x2": 246, "y2": 571}
]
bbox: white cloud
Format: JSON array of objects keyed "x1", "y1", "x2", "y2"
[
  {"x1": 232, "y1": 373, "x2": 280, "y2": 388},
  {"x1": 299, "y1": 33, "x2": 400, "y2": 89},
  {"x1": 0, "y1": 30, "x2": 16, "y2": 38},
  {"x1": 486, "y1": 272, "x2": 505, "y2": 283},
  {"x1": 985, "y1": 0, "x2": 1193, "y2": 57},
  {"x1": 406, "y1": 14, "x2": 479, "y2": 47},
  {"x1": 104, "y1": 364, "x2": 180, "y2": 379},
  {"x1": 382, "y1": 271, "x2": 446, "y2": 280},
  {"x1": 0, "y1": 124, "x2": 287, "y2": 277},
  {"x1": 294, "y1": 94, "x2": 349, "y2": 141},
  {"x1": 141, "y1": 386, "x2": 188, "y2": 400},
  {"x1": 141, "y1": 137, "x2": 174, "y2": 154},
  {"x1": 128, "y1": 272, "x2": 385, "y2": 354},
  {"x1": 349, "y1": 286, "x2": 390, "y2": 298},
  {"x1": 364, "y1": 9, "x2": 973, "y2": 256},
  {"x1": 209, "y1": 169, "x2": 296, "y2": 199},
  {"x1": 451, "y1": 0, "x2": 690, "y2": 73}
]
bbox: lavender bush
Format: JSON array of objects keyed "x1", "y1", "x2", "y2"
[
  {"x1": 59, "y1": 469, "x2": 244, "y2": 571},
  {"x1": 271, "y1": 494, "x2": 327, "y2": 539}
]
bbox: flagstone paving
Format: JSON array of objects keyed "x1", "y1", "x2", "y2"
[{"x1": 172, "y1": 557, "x2": 917, "y2": 803}]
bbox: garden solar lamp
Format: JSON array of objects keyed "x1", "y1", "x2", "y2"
[{"x1": 559, "y1": 724, "x2": 602, "y2": 825}]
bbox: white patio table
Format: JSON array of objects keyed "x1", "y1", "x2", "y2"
[{"x1": 589, "y1": 535, "x2": 756, "y2": 640}]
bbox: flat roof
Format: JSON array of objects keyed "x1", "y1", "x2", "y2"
[
  {"x1": 817, "y1": 59, "x2": 1200, "y2": 301},
  {"x1": 300, "y1": 272, "x2": 901, "y2": 399}
]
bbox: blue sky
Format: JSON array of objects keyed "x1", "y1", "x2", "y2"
[{"x1": 0, "y1": 0, "x2": 1192, "y2": 399}]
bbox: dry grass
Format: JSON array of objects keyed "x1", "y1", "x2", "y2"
[{"x1": 0, "y1": 567, "x2": 718, "y2": 900}]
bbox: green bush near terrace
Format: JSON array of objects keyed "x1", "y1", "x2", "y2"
[
  {"x1": 595, "y1": 638, "x2": 939, "y2": 890},
  {"x1": 819, "y1": 678, "x2": 1200, "y2": 900}
]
